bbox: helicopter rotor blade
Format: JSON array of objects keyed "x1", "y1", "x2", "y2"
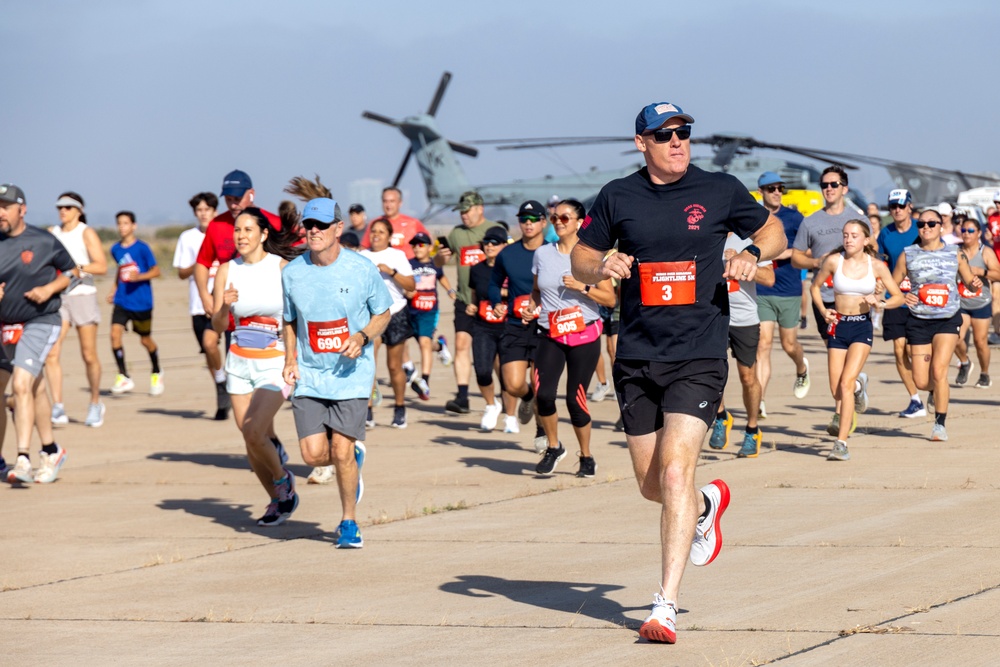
[
  {"x1": 362, "y1": 111, "x2": 398, "y2": 127},
  {"x1": 392, "y1": 148, "x2": 413, "y2": 188},
  {"x1": 427, "y1": 71, "x2": 452, "y2": 117},
  {"x1": 448, "y1": 141, "x2": 479, "y2": 158}
]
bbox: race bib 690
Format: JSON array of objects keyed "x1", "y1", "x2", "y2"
[{"x1": 307, "y1": 318, "x2": 350, "y2": 353}]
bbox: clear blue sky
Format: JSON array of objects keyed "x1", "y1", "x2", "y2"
[{"x1": 3, "y1": 0, "x2": 997, "y2": 226}]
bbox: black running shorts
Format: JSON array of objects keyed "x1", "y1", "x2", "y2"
[{"x1": 613, "y1": 358, "x2": 727, "y2": 434}]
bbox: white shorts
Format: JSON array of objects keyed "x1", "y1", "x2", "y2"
[{"x1": 224, "y1": 352, "x2": 284, "y2": 395}]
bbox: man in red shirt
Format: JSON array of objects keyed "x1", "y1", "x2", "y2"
[
  {"x1": 360, "y1": 187, "x2": 429, "y2": 261},
  {"x1": 193, "y1": 170, "x2": 280, "y2": 316}
]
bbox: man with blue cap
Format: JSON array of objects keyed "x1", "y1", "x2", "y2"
[
  {"x1": 570, "y1": 102, "x2": 788, "y2": 644},
  {"x1": 282, "y1": 198, "x2": 392, "y2": 549}
]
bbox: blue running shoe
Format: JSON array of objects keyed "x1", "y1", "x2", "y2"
[
  {"x1": 336, "y1": 519, "x2": 364, "y2": 548},
  {"x1": 737, "y1": 430, "x2": 762, "y2": 458},
  {"x1": 708, "y1": 411, "x2": 732, "y2": 450},
  {"x1": 899, "y1": 399, "x2": 926, "y2": 418},
  {"x1": 355, "y1": 441, "x2": 366, "y2": 504}
]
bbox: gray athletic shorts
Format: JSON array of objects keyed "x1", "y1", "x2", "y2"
[
  {"x1": 292, "y1": 395, "x2": 367, "y2": 443},
  {"x1": 60, "y1": 292, "x2": 101, "y2": 327},
  {"x1": 757, "y1": 295, "x2": 801, "y2": 329},
  {"x1": 2, "y1": 321, "x2": 61, "y2": 377}
]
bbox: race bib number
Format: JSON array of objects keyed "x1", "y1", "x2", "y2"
[
  {"x1": 638, "y1": 260, "x2": 696, "y2": 306},
  {"x1": 959, "y1": 282, "x2": 983, "y2": 299},
  {"x1": 479, "y1": 300, "x2": 506, "y2": 323},
  {"x1": 512, "y1": 294, "x2": 538, "y2": 319},
  {"x1": 118, "y1": 261, "x2": 139, "y2": 282},
  {"x1": 307, "y1": 318, "x2": 350, "y2": 353},
  {"x1": 548, "y1": 306, "x2": 585, "y2": 336},
  {"x1": 918, "y1": 284, "x2": 949, "y2": 307},
  {"x1": 460, "y1": 245, "x2": 485, "y2": 267},
  {"x1": 412, "y1": 293, "x2": 437, "y2": 311},
  {"x1": 239, "y1": 316, "x2": 279, "y2": 335},
  {"x1": 727, "y1": 279, "x2": 740, "y2": 293},
  {"x1": 208, "y1": 260, "x2": 220, "y2": 279},
  {"x1": 898, "y1": 276, "x2": 911, "y2": 292},
  {"x1": 823, "y1": 274, "x2": 834, "y2": 288},
  {"x1": 390, "y1": 232, "x2": 404, "y2": 247},
  {"x1": 1, "y1": 323, "x2": 23, "y2": 346}
]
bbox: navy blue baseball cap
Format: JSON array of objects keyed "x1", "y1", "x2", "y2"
[
  {"x1": 887, "y1": 189, "x2": 912, "y2": 206},
  {"x1": 220, "y1": 170, "x2": 253, "y2": 197},
  {"x1": 757, "y1": 172, "x2": 783, "y2": 188},
  {"x1": 635, "y1": 102, "x2": 695, "y2": 135},
  {"x1": 517, "y1": 200, "x2": 546, "y2": 219},
  {"x1": 302, "y1": 198, "x2": 342, "y2": 223}
]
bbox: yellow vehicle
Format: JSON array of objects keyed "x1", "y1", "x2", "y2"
[{"x1": 750, "y1": 189, "x2": 825, "y2": 217}]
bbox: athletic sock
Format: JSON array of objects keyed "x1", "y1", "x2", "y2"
[
  {"x1": 935, "y1": 412, "x2": 947, "y2": 426},
  {"x1": 746, "y1": 425, "x2": 759, "y2": 435},
  {"x1": 113, "y1": 347, "x2": 127, "y2": 375},
  {"x1": 42, "y1": 443, "x2": 58, "y2": 455},
  {"x1": 717, "y1": 407, "x2": 727, "y2": 419},
  {"x1": 457, "y1": 384, "x2": 469, "y2": 401},
  {"x1": 911, "y1": 393, "x2": 921, "y2": 403},
  {"x1": 149, "y1": 349, "x2": 161, "y2": 374},
  {"x1": 213, "y1": 369, "x2": 226, "y2": 383}
]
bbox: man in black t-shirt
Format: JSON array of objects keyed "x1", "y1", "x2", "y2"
[{"x1": 571, "y1": 103, "x2": 786, "y2": 645}]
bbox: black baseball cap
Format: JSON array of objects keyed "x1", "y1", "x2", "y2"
[
  {"x1": 517, "y1": 200, "x2": 546, "y2": 219},
  {"x1": 409, "y1": 231, "x2": 433, "y2": 245},
  {"x1": 348, "y1": 203, "x2": 365, "y2": 214}
]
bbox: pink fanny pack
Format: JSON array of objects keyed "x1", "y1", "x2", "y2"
[{"x1": 549, "y1": 319, "x2": 603, "y2": 347}]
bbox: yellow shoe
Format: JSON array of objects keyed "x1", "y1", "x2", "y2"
[
  {"x1": 708, "y1": 411, "x2": 733, "y2": 450},
  {"x1": 738, "y1": 429, "x2": 762, "y2": 458}
]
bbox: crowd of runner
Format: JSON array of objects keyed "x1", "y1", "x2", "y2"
[{"x1": 2, "y1": 100, "x2": 999, "y2": 642}]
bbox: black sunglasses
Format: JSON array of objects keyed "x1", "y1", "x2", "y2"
[
  {"x1": 518, "y1": 215, "x2": 542, "y2": 223},
  {"x1": 302, "y1": 219, "x2": 335, "y2": 231},
  {"x1": 888, "y1": 203, "x2": 909, "y2": 210},
  {"x1": 482, "y1": 239, "x2": 505, "y2": 246},
  {"x1": 646, "y1": 125, "x2": 691, "y2": 143},
  {"x1": 762, "y1": 185, "x2": 785, "y2": 194},
  {"x1": 915, "y1": 220, "x2": 940, "y2": 229},
  {"x1": 820, "y1": 181, "x2": 844, "y2": 190}
]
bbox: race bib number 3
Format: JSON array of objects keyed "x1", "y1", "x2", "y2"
[
  {"x1": 307, "y1": 318, "x2": 350, "y2": 353},
  {"x1": 460, "y1": 245, "x2": 485, "y2": 267},
  {"x1": 548, "y1": 306, "x2": 584, "y2": 336},
  {"x1": 638, "y1": 260, "x2": 697, "y2": 306},
  {"x1": 1, "y1": 323, "x2": 23, "y2": 346},
  {"x1": 918, "y1": 284, "x2": 949, "y2": 307}
]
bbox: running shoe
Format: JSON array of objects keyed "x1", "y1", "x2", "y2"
[
  {"x1": 436, "y1": 336, "x2": 453, "y2": 366},
  {"x1": 827, "y1": 440, "x2": 850, "y2": 461},
  {"x1": 276, "y1": 468, "x2": 299, "y2": 511},
  {"x1": 708, "y1": 411, "x2": 732, "y2": 450},
  {"x1": 758, "y1": 400, "x2": 767, "y2": 419},
  {"x1": 503, "y1": 415, "x2": 520, "y2": 434},
  {"x1": 576, "y1": 455, "x2": 596, "y2": 478},
  {"x1": 800, "y1": 316, "x2": 807, "y2": 330},
  {"x1": 85, "y1": 402, "x2": 106, "y2": 428},
  {"x1": 34, "y1": 445, "x2": 67, "y2": 484},
  {"x1": 365, "y1": 407, "x2": 376, "y2": 429},
  {"x1": 307, "y1": 465, "x2": 335, "y2": 484},
  {"x1": 411, "y1": 377, "x2": 431, "y2": 401},
  {"x1": 256, "y1": 501, "x2": 281, "y2": 526},
  {"x1": 51, "y1": 403, "x2": 68, "y2": 426},
  {"x1": 111, "y1": 374, "x2": 135, "y2": 394},
  {"x1": 956, "y1": 360, "x2": 973, "y2": 386},
  {"x1": 150, "y1": 373, "x2": 165, "y2": 396},
  {"x1": 355, "y1": 441, "x2": 366, "y2": 504},
  {"x1": 589, "y1": 381, "x2": 611, "y2": 403},
  {"x1": 391, "y1": 406, "x2": 407, "y2": 429},
  {"x1": 975, "y1": 373, "x2": 992, "y2": 389},
  {"x1": 404, "y1": 363, "x2": 417, "y2": 385},
  {"x1": 989, "y1": 332, "x2": 1000, "y2": 346},
  {"x1": 371, "y1": 383, "x2": 383, "y2": 408},
  {"x1": 480, "y1": 399, "x2": 502, "y2": 432},
  {"x1": 271, "y1": 437, "x2": 289, "y2": 466},
  {"x1": 517, "y1": 395, "x2": 534, "y2": 424},
  {"x1": 793, "y1": 357, "x2": 811, "y2": 399},
  {"x1": 855, "y1": 372, "x2": 869, "y2": 413},
  {"x1": 931, "y1": 423, "x2": 948, "y2": 442},
  {"x1": 737, "y1": 430, "x2": 761, "y2": 458},
  {"x1": 8, "y1": 454, "x2": 33, "y2": 484},
  {"x1": 899, "y1": 399, "x2": 926, "y2": 418},
  {"x1": 214, "y1": 382, "x2": 231, "y2": 421},
  {"x1": 444, "y1": 397, "x2": 470, "y2": 415},
  {"x1": 336, "y1": 519, "x2": 363, "y2": 548},
  {"x1": 826, "y1": 413, "x2": 840, "y2": 436},
  {"x1": 0, "y1": 458, "x2": 7, "y2": 478},
  {"x1": 535, "y1": 443, "x2": 566, "y2": 476},
  {"x1": 533, "y1": 423, "x2": 547, "y2": 454},
  {"x1": 639, "y1": 594, "x2": 677, "y2": 644},
  {"x1": 690, "y1": 479, "x2": 730, "y2": 566}
]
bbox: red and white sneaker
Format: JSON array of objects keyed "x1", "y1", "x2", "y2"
[
  {"x1": 639, "y1": 594, "x2": 677, "y2": 644},
  {"x1": 35, "y1": 445, "x2": 67, "y2": 484},
  {"x1": 690, "y1": 479, "x2": 730, "y2": 566}
]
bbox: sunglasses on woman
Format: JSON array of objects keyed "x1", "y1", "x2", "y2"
[
  {"x1": 915, "y1": 220, "x2": 940, "y2": 229},
  {"x1": 549, "y1": 214, "x2": 576, "y2": 223}
]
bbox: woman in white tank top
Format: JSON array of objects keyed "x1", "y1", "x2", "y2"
[
  {"x1": 211, "y1": 207, "x2": 303, "y2": 527},
  {"x1": 45, "y1": 192, "x2": 108, "y2": 428},
  {"x1": 811, "y1": 219, "x2": 904, "y2": 461}
]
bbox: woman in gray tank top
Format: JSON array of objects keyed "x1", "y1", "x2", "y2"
[
  {"x1": 892, "y1": 208, "x2": 982, "y2": 442},
  {"x1": 954, "y1": 216, "x2": 1000, "y2": 388}
]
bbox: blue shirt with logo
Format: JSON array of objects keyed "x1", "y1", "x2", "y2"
[{"x1": 111, "y1": 240, "x2": 157, "y2": 312}]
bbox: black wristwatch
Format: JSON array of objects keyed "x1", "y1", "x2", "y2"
[
  {"x1": 391, "y1": 268, "x2": 398, "y2": 277},
  {"x1": 583, "y1": 285, "x2": 592, "y2": 295},
  {"x1": 744, "y1": 244, "x2": 761, "y2": 260},
  {"x1": 359, "y1": 331, "x2": 370, "y2": 346}
]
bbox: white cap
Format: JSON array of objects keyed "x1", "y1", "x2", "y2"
[{"x1": 937, "y1": 202, "x2": 953, "y2": 216}]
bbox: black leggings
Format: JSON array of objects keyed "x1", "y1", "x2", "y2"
[
  {"x1": 472, "y1": 323, "x2": 506, "y2": 390},
  {"x1": 534, "y1": 334, "x2": 601, "y2": 427}
]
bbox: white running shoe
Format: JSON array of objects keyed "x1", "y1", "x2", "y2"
[
  {"x1": 7, "y1": 454, "x2": 33, "y2": 484},
  {"x1": 34, "y1": 445, "x2": 67, "y2": 484},
  {"x1": 639, "y1": 594, "x2": 677, "y2": 644},
  {"x1": 758, "y1": 400, "x2": 767, "y2": 419},
  {"x1": 480, "y1": 400, "x2": 502, "y2": 432},
  {"x1": 855, "y1": 372, "x2": 869, "y2": 413},
  {"x1": 690, "y1": 479, "x2": 730, "y2": 566},
  {"x1": 150, "y1": 373, "x2": 165, "y2": 396},
  {"x1": 51, "y1": 403, "x2": 69, "y2": 426},
  {"x1": 589, "y1": 381, "x2": 611, "y2": 402},
  {"x1": 111, "y1": 374, "x2": 135, "y2": 394},
  {"x1": 85, "y1": 402, "x2": 106, "y2": 428},
  {"x1": 307, "y1": 465, "x2": 335, "y2": 484},
  {"x1": 436, "y1": 336, "x2": 453, "y2": 366},
  {"x1": 503, "y1": 415, "x2": 519, "y2": 434},
  {"x1": 793, "y1": 357, "x2": 811, "y2": 399}
]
